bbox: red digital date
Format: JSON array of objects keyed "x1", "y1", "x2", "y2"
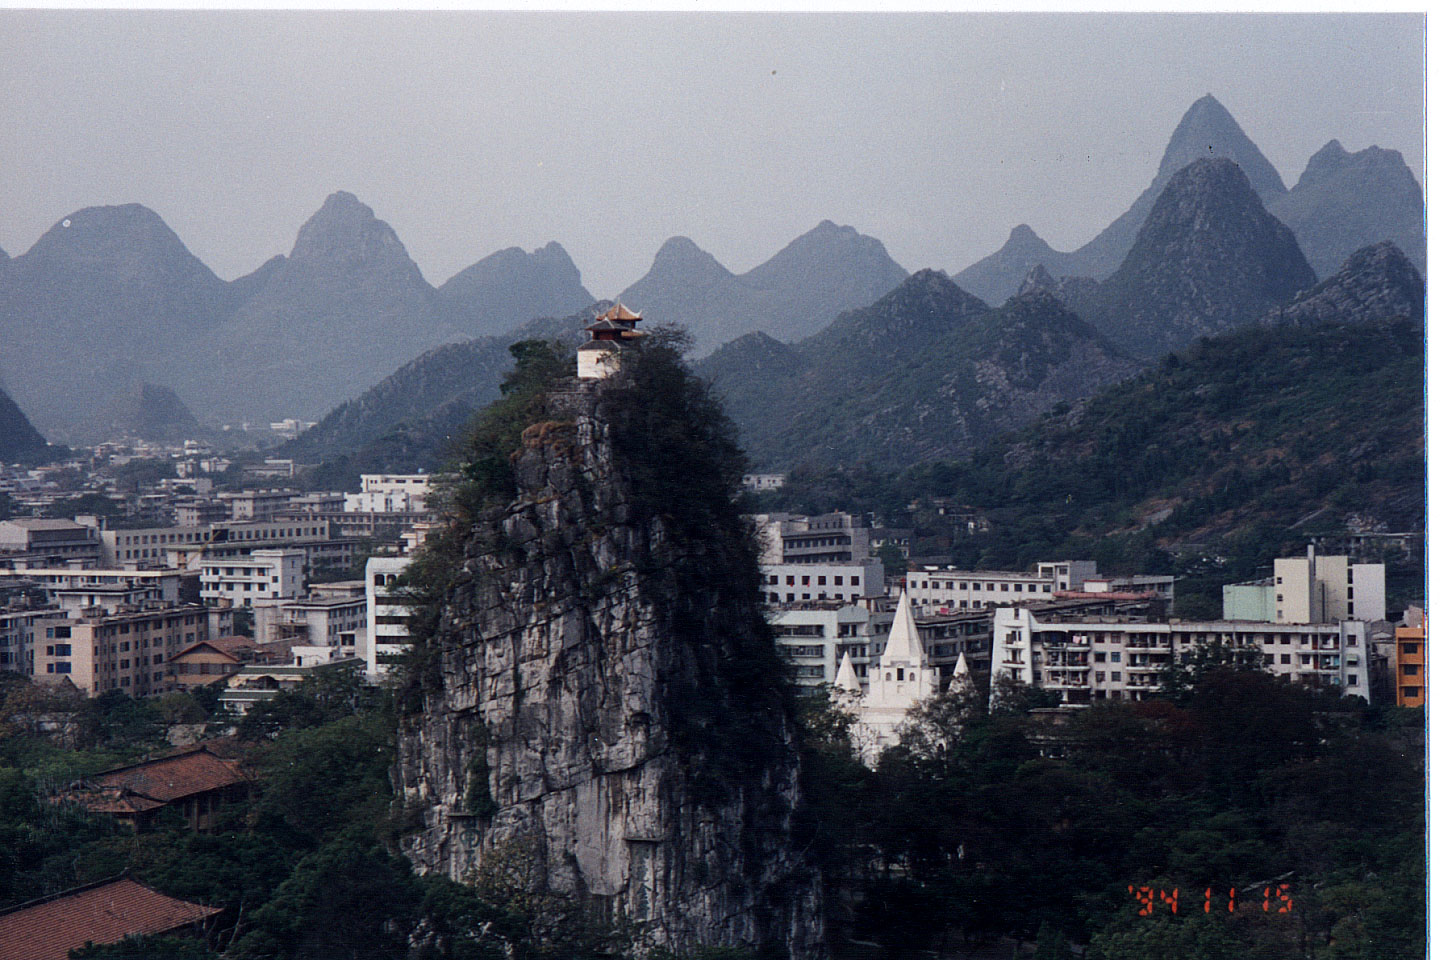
[{"x1": 1127, "y1": 883, "x2": 1292, "y2": 916}]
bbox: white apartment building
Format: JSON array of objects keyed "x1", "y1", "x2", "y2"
[
  {"x1": 347, "y1": 474, "x2": 433, "y2": 514},
  {"x1": 1274, "y1": 548, "x2": 1385, "y2": 624},
  {"x1": 200, "y1": 549, "x2": 304, "y2": 607},
  {"x1": 905, "y1": 567, "x2": 1057, "y2": 613},
  {"x1": 366, "y1": 556, "x2": 414, "y2": 679},
  {"x1": 992, "y1": 607, "x2": 1375, "y2": 706},
  {"x1": 762, "y1": 558, "x2": 885, "y2": 605},
  {"x1": 771, "y1": 602, "x2": 881, "y2": 686}
]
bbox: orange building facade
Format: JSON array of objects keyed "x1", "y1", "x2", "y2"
[{"x1": 1395, "y1": 614, "x2": 1425, "y2": 707}]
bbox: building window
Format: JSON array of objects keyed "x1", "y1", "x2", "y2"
[
  {"x1": 1402, "y1": 665, "x2": 1419, "y2": 676},
  {"x1": 1403, "y1": 643, "x2": 1419, "y2": 655},
  {"x1": 1403, "y1": 686, "x2": 1420, "y2": 698},
  {"x1": 1281, "y1": 655, "x2": 1291, "y2": 664},
  {"x1": 1347, "y1": 674, "x2": 1358, "y2": 685}
]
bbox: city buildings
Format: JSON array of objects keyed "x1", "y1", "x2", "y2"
[{"x1": 991, "y1": 607, "x2": 1375, "y2": 705}]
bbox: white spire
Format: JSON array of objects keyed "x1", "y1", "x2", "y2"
[
  {"x1": 949, "y1": 650, "x2": 976, "y2": 696},
  {"x1": 834, "y1": 650, "x2": 861, "y2": 692},
  {"x1": 881, "y1": 590, "x2": 925, "y2": 664}
]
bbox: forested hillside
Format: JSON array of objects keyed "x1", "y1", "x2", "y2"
[{"x1": 755, "y1": 314, "x2": 1423, "y2": 615}]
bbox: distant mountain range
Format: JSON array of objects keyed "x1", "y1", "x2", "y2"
[
  {"x1": 286, "y1": 146, "x2": 1422, "y2": 482},
  {"x1": 0, "y1": 92, "x2": 1421, "y2": 445},
  {"x1": 436, "y1": 241, "x2": 593, "y2": 339},
  {"x1": 954, "y1": 94, "x2": 1423, "y2": 305},
  {"x1": 697, "y1": 270, "x2": 1138, "y2": 469},
  {"x1": 616, "y1": 220, "x2": 910, "y2": 355}
]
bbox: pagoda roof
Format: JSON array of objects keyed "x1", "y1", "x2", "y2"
[{"x1": 595, "y1": 303, "x2": 642, "y2": 322}]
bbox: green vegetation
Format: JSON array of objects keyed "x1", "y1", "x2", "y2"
[{"x1": 797, "y1": 668, "x2": 1424, "y2": 958}]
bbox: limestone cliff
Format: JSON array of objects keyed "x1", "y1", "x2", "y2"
[{"x1": 395, "y1": 365, "x2": 823, "y2": 957}]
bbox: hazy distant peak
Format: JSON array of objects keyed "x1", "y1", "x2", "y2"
[
  {"x1": 23, "y1": 203, "x2": 222, "y2": 287},
  {"x1": 647, "y1": 235, "x2": 734, "y2": 280},
  {"x1": 1295, "y1": 139, "x2": 1416, "y2": 186},
  {"x1": 1158, "y1": 95, "x2": 1286, "y2": 200},
  {"x1": 290, "y1": 190, "x2": 412, "y2": 265}
]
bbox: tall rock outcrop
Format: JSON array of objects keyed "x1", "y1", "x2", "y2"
[
  {"x1": 1082, "y1": 157, "x2": 1315, "y2": 358},
  {"x1": 396, "y1": 360, "x2": 822, "y2": 957}
]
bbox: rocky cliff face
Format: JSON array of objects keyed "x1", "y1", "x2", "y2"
[
  {"x1": 1262, "y1": 242, "x2": 1424, "y2": 328},
  {"x1": 395, "y1": 375, "x2": 822, "y2": 957}
]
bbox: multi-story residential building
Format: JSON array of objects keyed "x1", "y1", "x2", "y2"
[
  {"x1": 761, "y1": 558, "x2": 885, "y2": 605},
  {"x1": 1033, "y1": 560, "x2": 1100, "y2": 590},
  {"x1": 905, "y1": 562, "x2": 1172, "y2": 616},
  {"x1": 752, "y1": 512, "x2": 873, "y2": 565},
  {"x1": 98, "y1": 527, "x2": 213, "y2": 566},
  {"x1": 0, "y1": 519, "x2": 102, "y2": 567},
  {"x1": 366, "y1": 556, "x2": 413, "y2": 679},
  {"x1": 219, "y1": 655, "x2": 363, "y2": 714},
  {"x1": 905, "y1": 567, "x2": 1057, "y2": 613},
  {"x1": 0, "y1": 567, "x2": 189, "y2": 608},
  {"x1": 991, "y1": 607, "x2": 1375, "y2": 706},
  {"x1": 1274, "y1": 547, "x2": 1385, "y2": 624},
  {"x1": 1222, "y1": 551, "x2": 1387, "y2": 625},
  {"x1": 217, "y1": 488, "x2": 299, "y2": 521},
  {"x1": 346, "y1": 473, "x2": 433, "y2": 514},
  {"x1": 167, "y1": 636, "x2": 257, "y2": 690},
  {"x1": 1395, "y1": 610, "x2": 1425, "y2": 707},
  {"x1": 0, "y1": 607, "x2": 48, "y2": 674},
  {"x1": 252, "y1": 585, "x2": 366, "y2": 657},
  {"x1": 771, "y1": 602, "x2": 881, "y2": 686},
  {"x1": 32, "y1": 603, "x2": 211, "y2": 696},
  {"x1": 173, "y1": 499, "x2": 230, "y2": 527},
  {"x1": 199, "y1": 549, "x2": 304, "y2": 607}
]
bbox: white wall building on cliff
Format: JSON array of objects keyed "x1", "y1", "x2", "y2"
[{"x1": 577, "y1": 303, "x2": 645, "y2": 379}]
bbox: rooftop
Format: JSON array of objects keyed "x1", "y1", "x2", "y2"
[{"x1": 0, "y1": 876, "x2": 220, "y2": 960}]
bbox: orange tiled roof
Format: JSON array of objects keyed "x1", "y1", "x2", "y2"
[
  {"x1": 87, "y1": 747, "x2": 247, "y2": 804},
  {"x1": 0, "y1": 876, "x2": 221, "y2": 960}
]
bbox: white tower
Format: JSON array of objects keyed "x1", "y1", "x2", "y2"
[{"x1": 853, "y1": 591, "x2": 940, "y2": 763}]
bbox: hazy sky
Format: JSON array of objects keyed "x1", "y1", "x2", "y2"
[{"x1": 0, "y1": 12, "x2": 1424, "y2": 297}]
